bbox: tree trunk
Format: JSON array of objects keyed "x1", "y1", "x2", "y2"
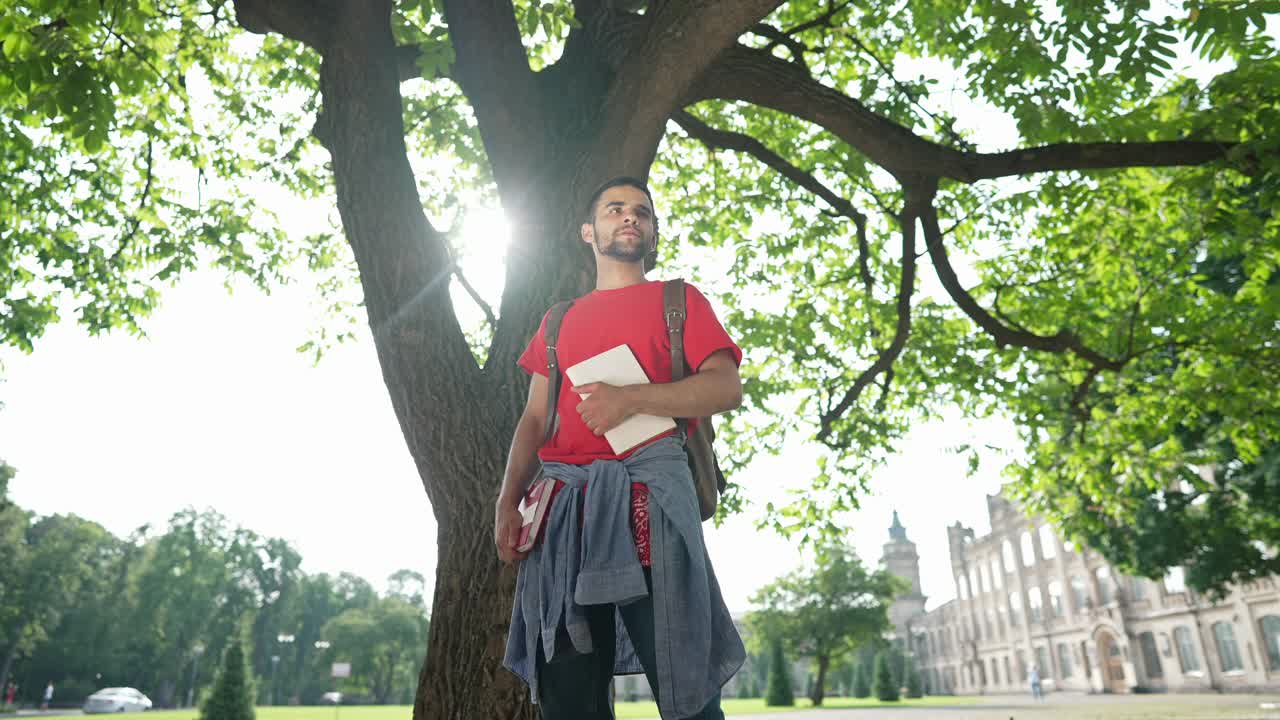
[
  {"x1": 810, "y1": 655, "x2": 830, "y2": 707},
  {"x1": 312, "y1": 6, "x2": 597, "y2": 718}
]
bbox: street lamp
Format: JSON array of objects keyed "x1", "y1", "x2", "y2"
[
  {"x1": 276, "y1": 634, "x2": 295, "y2": 705},
  {"x1": 270, "y1": 656, "x2": 280, "y2": 706},
  {"x1": 187, "y1": 644, "x2": 205, "y2": 708}
]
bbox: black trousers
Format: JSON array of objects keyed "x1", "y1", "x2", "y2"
[{"x1": 535, "y1": 570, "x2": 724, "y2": 720}]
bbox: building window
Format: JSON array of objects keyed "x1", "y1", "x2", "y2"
[
  {"x1": 1009, "y1": 591, "x2": 1022, "y2": 626},
  {"x1": 1213, "y1": 622, "x2": 1244, "y2": 672},
  {"x1": 986, "y1": 609, "x2": 995, "y2": 638},
  {"x1": 1260, "y1": 615, "x2": 1280, "y2": 671},
  {"x1": 1070, "y1": 575, "x2": 1089, "y2": 610},
  {"x1": 1004, "y1": 655, "x2": 1012, "y2": 685},
  {"x1": 1139, "y1": 632, "x2": 1163, "y2": 678},
  {"x1": 1039, "y1": 525, "x2": 1057, "y2": 560},
  {"x1": 1174, "y1": 626, "x2": 1200, "y2": 672},
  {"x1": 1028, "y1": 587, "x2": 1044, "y2": 623},
  {"x1": 1130, "y1": 577, "x2": 1148, "y2": 601},
  {"x1": 979, "y1": 563, "x2": 990, "y2": 593},
  {"x1": 957, "y1": 573, "x2": 968, "y2": 600},
  {"x1": 1095, "y1": 566, "x2": 1114, "y2": 605},
  {"x1": 1035, "y1": 645, "x2": 1053, "y2": 679},
  {"x1": 1021, "y1": 530, "x2": 1036, "y2": 567},
  {"x1": 1163, "y1": 566, "x2": 1187, "y2": 594},
  {"x1": 1002, "y1": 539, "x2": 1017, "y2": 571},
  {"x1": 970, "y1": 567, "x2": 981, "y2": 597},
  {"x1": 990, "y1": 558, "x2": 1004, "y2": 589},
  {"x1": 1057, "y1": 642, "x2": 1073, "y2": 678},
  {"x1": 1048, "y1": 580, "x2": 1064, "y2": 617}
]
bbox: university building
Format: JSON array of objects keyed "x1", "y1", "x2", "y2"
[{"x1": 883, "y1": 494, "x2": 1280, "y2": 694}]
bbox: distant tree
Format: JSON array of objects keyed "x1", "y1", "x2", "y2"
[
  {"x1": 320, "y1": 597, "x2": 428, "y2": 704},
  {"x1": 748, "y1": 545, "x2": 900, "y2": 706},
  {"x1": 0, "y1": 461, "x2": 14, "y2": 511},
  {"x1": 386, "y1": 570, "x2": 428, "y2": 609},
  {"x1": 904, "y1": 657, "x2": 924, "y2": 699},
  {"x1": 889, "y1": 644, "x2": 906, "y2": 689},
  {"x1": 872, "y1": 651, "x2": 899, "y2": 702},
  {"x1": 0, "y1": 514, "x2": 111, "y2": 692},
  {"x1": 200, "y1": 635, "x2": 255, "y2": 720},
  {"x1": 764, "y1": 639, "x2": 794, "y2": 707},
  {"x1": 852, "y1": 657, "x2": 871, "y2": 699}
]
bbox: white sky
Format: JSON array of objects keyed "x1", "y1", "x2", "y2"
[{"x1": 2, "y1": 13, "x2": 1251, "y2": 618}]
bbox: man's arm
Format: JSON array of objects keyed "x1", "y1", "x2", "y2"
[
  {"x1": 572, "y1": 349, "x2": 742, "y2": 436},
  {"x1": 494, "y1": 373, "x2": 549, "y2": 563}
]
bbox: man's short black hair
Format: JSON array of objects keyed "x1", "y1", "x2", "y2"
[{"x1": 583, "y1": 176, "x2": 657, "y2": 223}]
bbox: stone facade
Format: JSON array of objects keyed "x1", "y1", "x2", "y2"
[{"x1": 885, "y1": 493, "x2": 1280, "y2": 695}]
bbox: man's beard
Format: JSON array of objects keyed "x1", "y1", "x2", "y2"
[{"x1": 594, "y1": 225, "x2": 650, "y2": 263}]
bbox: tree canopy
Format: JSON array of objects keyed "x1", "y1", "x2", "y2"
[
  {"x1": 3, "y1": 1, "x2": 1278, "y2": 715},
  {"x1": 0, "y1": 484, "x2": 427, "y2": 708},
  {"x1": 748, "y1": 544, "x2": 898, "y2": 706}
]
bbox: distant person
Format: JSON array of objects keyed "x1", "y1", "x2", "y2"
[
  {"x1": 42, "y1": 682, "x2": 53, "y2": 710},
  {"x1": 5, "y1": 682, "x2": 15, "y2": 707},
  {"x1": 1028, "y1": 665, "x2": 1043, "y2": 701},
  {"x1": 497, "y1": 176, "x2": 745, "y2": 719}
]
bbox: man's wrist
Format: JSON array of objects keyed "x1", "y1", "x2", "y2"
[{"x1": 622, "y1": 383, "x2": 648, "y2": 416}]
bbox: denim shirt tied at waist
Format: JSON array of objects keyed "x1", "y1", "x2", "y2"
[{"x1": 503, "y1": 436, "x2": 745, "y2": 719}]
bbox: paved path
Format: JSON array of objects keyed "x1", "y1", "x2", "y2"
[{"x1": 732, "y1": 693, "x2": 1280, "y2": 720}]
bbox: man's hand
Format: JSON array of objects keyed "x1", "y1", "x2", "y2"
[
  {"x1": 572, "y1": 382, "x2": 636, "y2": 436},
  {"x1": 494, "y1": 502, "x2": 529, "y2": 564}
]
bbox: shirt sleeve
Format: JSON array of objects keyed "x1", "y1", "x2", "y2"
[
  {"x1": 517, "y1": 310, "x2": 551, "y2": 377},
  {"x1": 682, "y1": 283, "x2": 743, "y2": 371}
]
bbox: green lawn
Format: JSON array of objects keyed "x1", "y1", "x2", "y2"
[
  {"x1": 33, "y1": 697, "x2": 981, "y2": 720},
  {"x1": 37, "y1": 708, "x2": 413, "y2": 720},
  {"x1": 614, "y1": 696, "x2": 983, "y2": 718}
]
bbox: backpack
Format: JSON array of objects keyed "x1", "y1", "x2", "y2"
[{"x1": 540, "y1": 278, "x2": 727, "y2": 521}]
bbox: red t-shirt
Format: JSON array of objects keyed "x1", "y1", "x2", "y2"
[{"x1": 518, "y1": 279, "x2": 741, "y2": 565}]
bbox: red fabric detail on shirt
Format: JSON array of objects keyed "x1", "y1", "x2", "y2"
[{"x1": 632, "y1": 482, "x2": 651, "y2": 567}]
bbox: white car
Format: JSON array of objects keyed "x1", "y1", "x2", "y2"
[{"x1": 83, "y1": 688, "x2": 152, "y2": 713}]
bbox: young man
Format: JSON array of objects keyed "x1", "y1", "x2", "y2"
[{"x1": 498, "y1": 177, "x2": 745, "y2": 719}]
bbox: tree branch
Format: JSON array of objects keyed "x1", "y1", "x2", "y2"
[
  {"x1": 440, "y1": 0, "x2": 542, "y2": 181},
  {"x1": 687, "y1": 44, "x2": 1237, "y2": 182},
  {"x1": 591, "y1": 0, "x2": 785, "y2": 175},
  {"x1": 920, "y1": 205, "x2": 1126, "y2": 370},
  {"x1": 672, "y1": 110, "x2": 879, "y2": 328},
  {"x1": 782, "y1": 0, "x2": 853, "y2": 37},
  {"x1": 817, "y1": 180, "x2": 932, "y2": 442},
  {"x1": 233, "y1": 0, "x2": 333, "y2": 49},
  {"x1": 750, "y1": 23, "x2": 810, "y2": 74},
  {"x1": 673, "y1": 111, "x2": 864, "y2": 223},
  {"x1": 114, "y1": 135, "x2": 153, "y2": 263}
]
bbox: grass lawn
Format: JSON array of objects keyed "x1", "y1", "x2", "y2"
[
  {"x1": 614, "y1": 696, "x2": 983, "y2": 718},
  {"x1": 30, "y1": 697, "x2": 984, "y2": 720},
  {"x1": 36, "y1": 708, "x2": 414, "y2": 720}
]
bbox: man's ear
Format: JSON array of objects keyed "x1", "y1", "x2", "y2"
[{"x1": 581, "y1": 222, "x2": 594, "y2": 245}]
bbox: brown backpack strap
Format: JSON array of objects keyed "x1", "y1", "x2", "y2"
[
  {"x1": 542, "y1": 301, "x2": 573, "y2": 446},
  {"x1": 663, "y1": 279, "x2": 690, "y2": 437}
]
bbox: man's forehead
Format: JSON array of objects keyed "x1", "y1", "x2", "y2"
[{"x1": 599, "y1": 185, "x2": 653, "y2": 210}]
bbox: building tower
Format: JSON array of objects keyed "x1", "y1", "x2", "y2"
[{"x1": 882, "y1": 510, "x2": 927, "y2": 640}]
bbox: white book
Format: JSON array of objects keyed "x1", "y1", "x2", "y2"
[{"x1": 564, "y1": 344, "x2": 677, "y2": 454}]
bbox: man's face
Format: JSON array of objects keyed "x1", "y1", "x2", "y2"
[{"x1": 582, "y1": 185, "x2": 657, "y2": 263}]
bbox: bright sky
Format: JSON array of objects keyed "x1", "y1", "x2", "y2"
[{"x1": 2, "y1": 12, "x2": 1245, "y2": 618}]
